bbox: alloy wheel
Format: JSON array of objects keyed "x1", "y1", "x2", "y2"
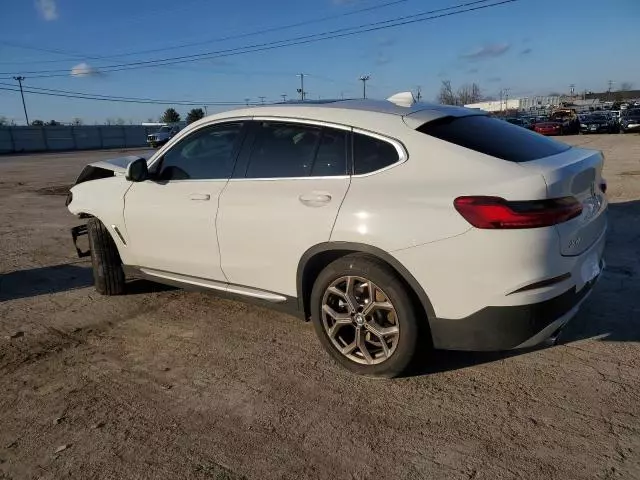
[{"x1": 321, "y1": 276, "x2": 400, "y2": 365}]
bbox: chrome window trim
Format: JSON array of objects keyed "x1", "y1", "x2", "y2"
[
  {"x1": 228, "y1": 175, "x2": 350, "y2": 182},
  {"x1": 251, "y1": 116, "x2": 352, "y2": 132},
  {"x1": 146, "y1": 116, "x2": 253, "y2": 169},
  {"x1": 147, "y1": 115, "x2": 409, "y2": 180},
  {"x1": 241, "y1": 116, "x2": 407, "y2": 180}
]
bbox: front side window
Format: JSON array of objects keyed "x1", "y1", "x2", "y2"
[
  {"x1": 158, "y1": 123, "x2": 243, "y2": 180},
  {"x1": 245, "y1": 122, "x2": 321, "y2": 178},
  {"x1": 353, "y1": 132, "x2": 400, "y2": 175}
]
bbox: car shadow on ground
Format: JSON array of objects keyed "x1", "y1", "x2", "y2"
[
  {"x1": 405, "y1": 199, "x2": 640, "y2": 376},
  {"x1": 0, "y1": 264, "x2": 175, "y2": 302},
  {"x1": 0, "y1": 263, "x2": 93, "y2": 302}
]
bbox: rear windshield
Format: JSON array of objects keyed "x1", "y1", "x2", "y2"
[{"x1": 418, "y1": 115, "x2": 570, "y2": 163}]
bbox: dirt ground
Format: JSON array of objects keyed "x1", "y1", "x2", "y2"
[{"x1": 1, "y1": 135, "x2": 639, "y2": 480}]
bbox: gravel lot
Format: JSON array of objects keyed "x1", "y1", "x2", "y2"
[{"x1": 1, "y1": 135, "x2": 639, "y2": 480}]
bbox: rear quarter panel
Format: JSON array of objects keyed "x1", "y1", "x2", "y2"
[{"x1": 331, "y1": 129, "x2": 549, "y2": 252}]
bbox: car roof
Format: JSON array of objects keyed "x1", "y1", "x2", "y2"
[{"x1": 203, "y1": 99, "x2": 485, "y2": 131}]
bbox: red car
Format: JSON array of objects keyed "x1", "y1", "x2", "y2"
[{"x1": 533, "y1": 121, "x2": 563, "y2": 135}]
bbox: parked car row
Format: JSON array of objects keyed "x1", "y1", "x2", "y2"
[{"x1": 503, "y1": 108, "x2": 640, "y2": 136}]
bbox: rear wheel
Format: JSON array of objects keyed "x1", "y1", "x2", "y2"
[
  {"x1": 310, "y1": 254, "x2": 420, "y2": 377},
  {"x1": 87, "y1": 218, "x2": 125, "y2": 295}
]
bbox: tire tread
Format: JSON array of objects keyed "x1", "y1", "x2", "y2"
[{"x1": 87, "y1": 218, "x2": 125, "y2": 295}]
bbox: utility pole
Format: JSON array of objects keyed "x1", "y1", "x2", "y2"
[
  {"x1": 297, "y1": 73, "x2": 306, "y2": 101},
  {"x1": 504, "y1": 88, "x2": 510, "y2": 114},
  {"x1": 415, "y1": 86, "x2": 422, "y2": 102},
  {"x1": 607, "y1": 80, "x2": 614, "y2": 101},
  {"x1": 259, "y1": 96, "x2": 266, "y2": 104},
  {"x1": 359, "y1": 75, "x2": 370, "y2": 99},
  {"x1": 244, "y1": 98, "x2": 250, "y2": 106},
  {"x1": 203, "y1": 105, "x2": 208, "y2": 116},
  {"x1": 569, "y1": 84, "x2": 575, "y2": 97},
  {"x1": 280, "y1": 94, "x2": 287, "y2": 102},
  {"x1": 499, "y1": 89, "x2": 504, "y2": 114},
  {"x1": 13, "y1": 76, "x2": 29, "y2": 126}
]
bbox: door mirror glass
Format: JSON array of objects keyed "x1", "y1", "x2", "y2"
[{"x1": 126, "y1": 157, "x2": 149, "y2": 182}]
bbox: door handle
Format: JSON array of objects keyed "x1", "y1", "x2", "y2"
[
  {"x1": 299, "y1": 192, "x2": 332, "y2": 207},
  {"x1": 189, "y1": 193, "x2": 211, "y2": 201}
]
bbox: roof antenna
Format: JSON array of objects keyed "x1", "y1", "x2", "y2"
[{"x1": 386, "y1": 91, "x2": 416, "y2": 107}]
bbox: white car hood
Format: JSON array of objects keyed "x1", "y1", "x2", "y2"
[{"x1": 87, "y1": 155, "x2": 142, "y2": 174}]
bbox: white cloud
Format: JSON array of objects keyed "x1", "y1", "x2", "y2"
[
  {"x1": 35, "y1": 0, "x2": 58, "y2": 21},
  {"x1": 71, "y1": 63, "x2": 99, "y2": 77}
]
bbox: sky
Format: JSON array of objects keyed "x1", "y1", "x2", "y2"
[{"x1": 0, "y1": 0, "x2": 639, "y2": 124}]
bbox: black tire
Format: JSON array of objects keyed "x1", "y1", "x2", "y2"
[
  {"x1": 87, "y1": 218, "x2": 125, "y2": 295},
  {"x1": 310, "y1": 253, "x2": 420, "y2": 378}
]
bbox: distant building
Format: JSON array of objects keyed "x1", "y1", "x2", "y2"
[
  {"x1": 518, "y1": 95, "x2": 561, "y2": 110},
  {"x1": 464, "y1": 99, "x2": 519, "y2": 112}
]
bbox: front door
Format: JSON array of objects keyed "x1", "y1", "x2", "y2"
[
  {"x1": 217, "y1": 120, "x2": 351, "y2": 296},
  {"x1": 124, "y1": 122, "x2": 246, "y2": 281}
]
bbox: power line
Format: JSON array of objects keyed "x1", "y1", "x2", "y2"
[
  {"x1": 0, "y1": 86, "x2": 257, "y2": 106},
  {"x1": 0, "y1": 81, "x2": 247, "y2": 104},
  {"x1": 0, "y1": 0, "x2": 412, "y2": 66},
  {"x1": 0, "y1": 0, "x2": 518, "y2": 79}
]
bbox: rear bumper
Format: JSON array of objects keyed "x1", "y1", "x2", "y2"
[{"x1": 429, "y1": 269, "x2": 601, "y2": 351}]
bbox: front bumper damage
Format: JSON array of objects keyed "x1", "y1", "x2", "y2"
[{"x1": 71, "y1": 224, "x2": 90, "y2": 258}]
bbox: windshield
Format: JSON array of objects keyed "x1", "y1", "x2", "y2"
[
  {"x1": 591, "y1": 115, "x2": 607, "y2": 121},
  {"x1": 625, "y1": 109, "x2": 640, "y2": 117},
  {"x1": 157, "y1": 126, "x2": 171, "y2": 133}
]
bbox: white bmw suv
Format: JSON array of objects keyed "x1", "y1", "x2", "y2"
[{"x1": 67, "y1": 95, "x2": 607, "y2": 377}]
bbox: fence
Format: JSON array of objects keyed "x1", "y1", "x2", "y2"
[{"x1": 0, "y1": 125, "x2": 157, "y2": 154}]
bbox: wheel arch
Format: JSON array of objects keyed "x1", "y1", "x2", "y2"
[{"x1": 296, "y1": 242, "x2": 436, "y2": 335}]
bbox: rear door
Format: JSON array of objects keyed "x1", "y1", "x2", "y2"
[{"x1": 217, "y1": 120, "x2": 351, "y2": 296}]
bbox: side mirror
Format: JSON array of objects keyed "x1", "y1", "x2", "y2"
[{"x1": 125, "y1": 158, "x2": 149, "y2": 182}]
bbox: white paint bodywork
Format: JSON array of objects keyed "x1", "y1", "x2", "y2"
[{"x1": 68, "y1": 99, "x2": 607, "y2": 349}]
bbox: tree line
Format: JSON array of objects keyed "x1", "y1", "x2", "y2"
[{"x1": 159, "y1": 107, "x2": 205, "y2": 124}]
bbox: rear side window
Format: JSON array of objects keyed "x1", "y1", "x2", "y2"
[
  {"x1": 418, "y1": 115, "x2": 570, "y2": 162},
  {"x1": 353, "y1": 133, "x2": 400, "y2": 175},
  {"x1": 311, "y1": 128, "x2": 348, "y2": 177}
]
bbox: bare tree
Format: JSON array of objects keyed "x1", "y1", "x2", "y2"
[
  {"x1": 437, "y1": 80, "x2": 457, "y2": 105},
  {"x1": 115, "y1": 117, "x2": 126, "y2": 126},
  {"x1": 620, "y1": 82, "x2": 633, "y2": 91},
  {"x1": 72, "y1": 118, "x2": 83, "y2": 126},
  {"x1": 438, "y1": 80, "x2": 483, "y2": 105},
  {"x1": 457, "y1": 83, "x2": 482, "y2": 105}
]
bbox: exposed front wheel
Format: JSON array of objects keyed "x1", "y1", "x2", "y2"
[
  {"x1": 87, "y1": 218, "x2": 125, "y2": 295},
  {"x1": 310, "y1": 254, "x2": 420, "y2": 377}
]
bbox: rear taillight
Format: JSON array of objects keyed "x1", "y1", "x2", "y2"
[{"x1": 454, "y1": 196, "x2": 583, "y2": 229}]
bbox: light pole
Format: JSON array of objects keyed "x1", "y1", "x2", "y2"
[
  {"x1": 297, "y1": 73, "x2": 305, "y2": 101},
  {"x1": 13, "y1": 76, "x2": 29, "y2": 125},
  {"x1": 203, "y1": 105, "x2": 208, "y2": 116},
  {"x1": 259, "y1": 96, "x2": 266, "y2": 104},
  {"x1": 244, "y1": 98, "x2": 250, "y2": 106},
  {"x1": 359, "y1": 75, "x2": 370, "y2": 99},
  {"x1": 281, "y1": 94, "x2": 287, "y2": 102}
]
